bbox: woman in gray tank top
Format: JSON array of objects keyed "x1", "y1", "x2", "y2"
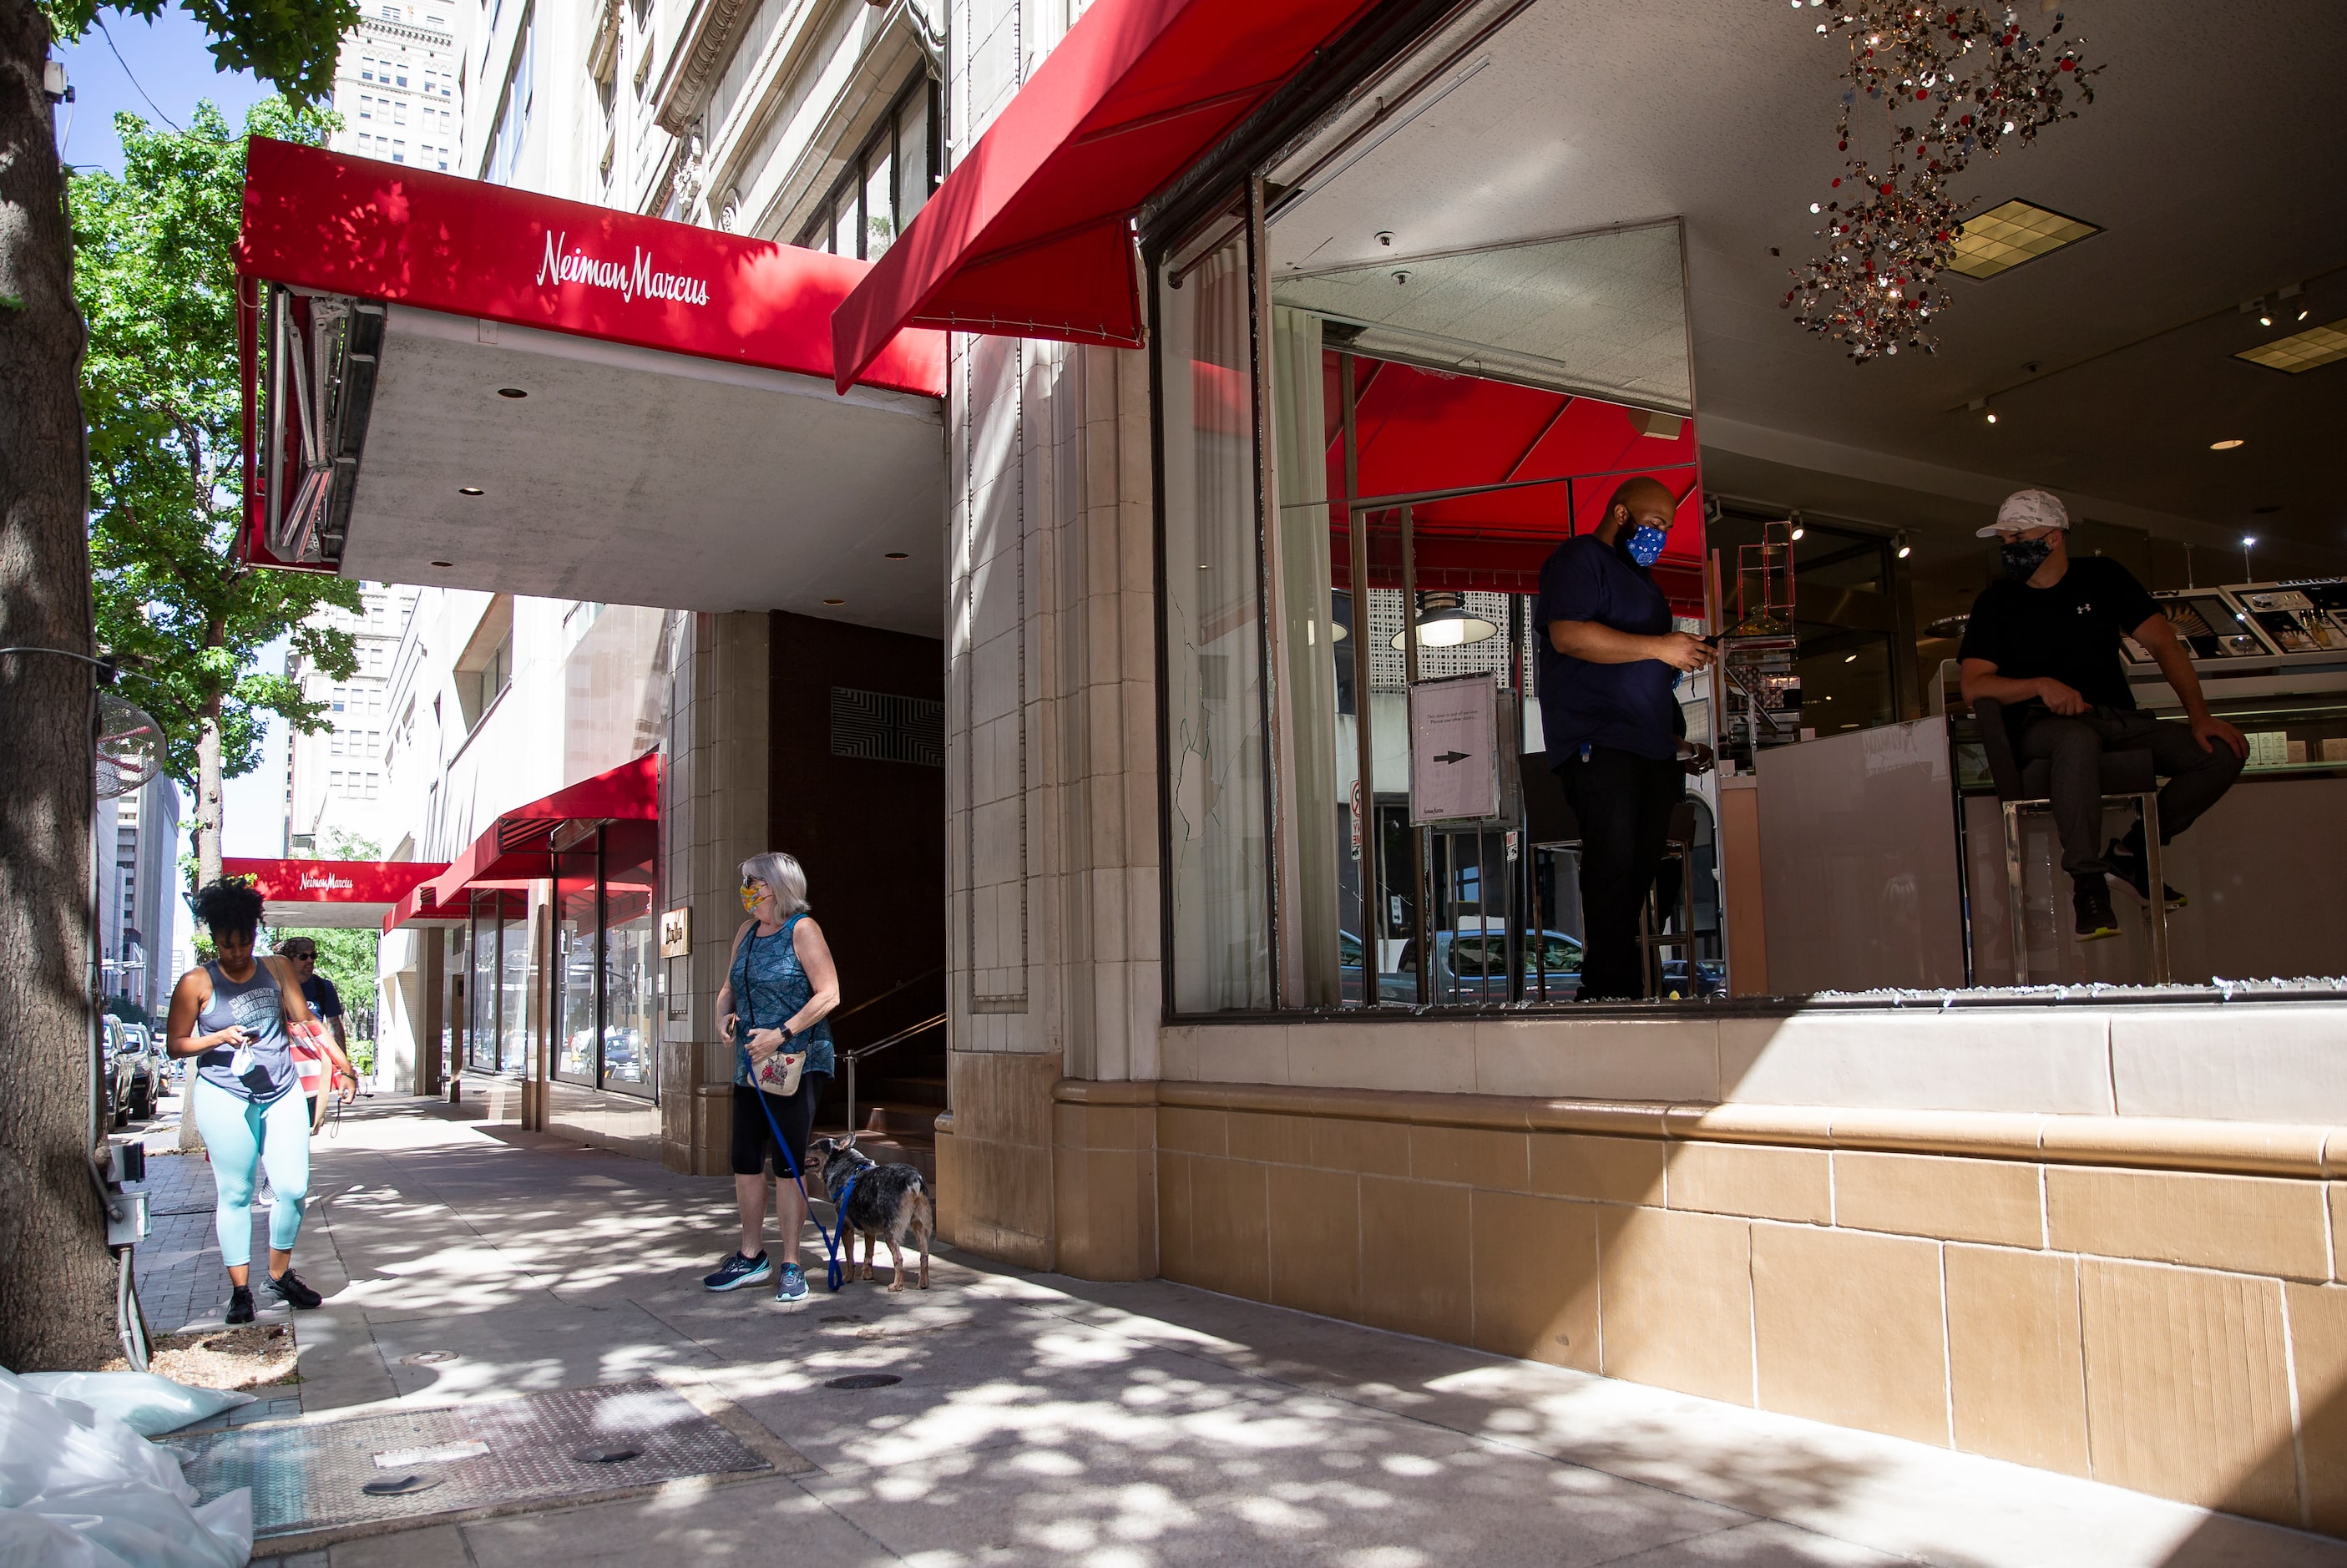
[{"x1": 164, "y1": 880, "x2": 327, "y2": 1324}]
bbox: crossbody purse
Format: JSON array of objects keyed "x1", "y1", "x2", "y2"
[{"x1": 741, "y1": 918, "x2": 807, "y2": 1098}]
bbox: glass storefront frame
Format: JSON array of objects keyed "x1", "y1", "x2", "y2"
[
  {"x1": 548, "y1": 819, "x2": 660, "y2": 1100},
  {"x1": 1147, "y1": 174, "x2": 1720, "y2": 1019}
]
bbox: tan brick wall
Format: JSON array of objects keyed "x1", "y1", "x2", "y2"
[{"x1": 1039, "y1": 1077, "x2": 2347, "y2": 1537}]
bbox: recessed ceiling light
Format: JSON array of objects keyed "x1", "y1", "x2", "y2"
[
  {"x1": 1843, "y1": 652, "x2": 1858, "y2": 664},
  {"x1": 822, "y1": 597, "x2": 846, "y2": 605},
  {"x1": 496, "y1": 387, "x2": 528, "y2": 399},
  {"x1": 429, "y1": 559, "x2": 453, "y2": 568},
  {"x1": 458, "y1": 485, "x2": 484, "y2": 494},
  {"x1": 2237, "y1": 319, "x2": 2347, "y2": 375},
  {"x1": 883, "y1": 551, "x2": 909, "y2": 560},
  {"x1": 2209, "y1": 438, "x2": 2246, "y2": 451},
  {"x1": 1945, "y1": 199, "x2": 2101, "y2": 281}
]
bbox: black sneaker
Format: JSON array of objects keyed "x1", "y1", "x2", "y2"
[
  {"x1": 225, "y1": 1284, "x2": 255, "y2": 1325},
  {"x1": 267, "y1": 1269, "x2": 323, "y2": 1309},
  {"x1": 703, "y1": 1251, "x2": 773, "y2": 1292},
  {"x1": 2073, "y1": 878, "x2": 2122, "y2": 943},
  {"x1": 2105, "y1": 838, "x2": 2186, "y2": 909}
]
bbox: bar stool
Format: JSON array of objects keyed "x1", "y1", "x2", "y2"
[
  {"x1": 1972, "y1": 696, "x2": 2169, "y2": 984},
  {"x1": 1638, "y1": 800, "x2": 1702, "y2": 996}
]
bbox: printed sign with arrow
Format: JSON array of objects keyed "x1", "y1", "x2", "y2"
[{"x1": 1408, "y1": 675, "x2": 1503, "y2": 824}]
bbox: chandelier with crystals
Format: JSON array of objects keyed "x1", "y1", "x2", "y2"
[{"x1": 1782, "y1": 2, "x2": 2101, "y2": 362}]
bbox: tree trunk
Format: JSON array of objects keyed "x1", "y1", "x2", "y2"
[
  {"x1": 196, "y1": 707, "x2": 225, "y2": 887},
  {"x1": 0, "y1": 0, "x2": 121, "y2": 1368}
]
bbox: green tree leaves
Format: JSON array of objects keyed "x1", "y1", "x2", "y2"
[{"x1": 77, "y1": 99, "x2": 362, "y2": 799}]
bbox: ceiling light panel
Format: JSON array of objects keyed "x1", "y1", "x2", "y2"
[
  {"x1": 2236, "y1": 321, "x2": 2347, "y2": 375},
  {"x1": 1944, "y1": 199, "x2": 2101, "y2": 281}
]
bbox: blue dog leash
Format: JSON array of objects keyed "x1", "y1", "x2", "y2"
[{"x1": 746, "y1": 1057, "x2": 859, "y2": 1292}]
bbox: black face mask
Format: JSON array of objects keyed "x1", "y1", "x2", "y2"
[{"x1": 2000, "y1": 538, "x2": 2054, "y2": 580}]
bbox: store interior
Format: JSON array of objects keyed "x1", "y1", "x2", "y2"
[{"x1": 1158, "y1": 0, "x2": 2347, "y2": 1008}]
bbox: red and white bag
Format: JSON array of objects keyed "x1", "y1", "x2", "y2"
[{"x1": 288, "y1": 1017, "x2": 333, "y2": 1097}]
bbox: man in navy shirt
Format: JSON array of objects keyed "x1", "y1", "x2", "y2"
[{"x1": 1535, "y1": 477, "x2": 1714, "y2": 999}]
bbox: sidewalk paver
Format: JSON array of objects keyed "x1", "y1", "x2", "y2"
[{"x1": 217, "y1": 1097, "x2": 2347, "y2": 1567}]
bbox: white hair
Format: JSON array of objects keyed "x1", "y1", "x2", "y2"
[{"x1": 741, "y1": 852, "x2": 810, "y2": 916}]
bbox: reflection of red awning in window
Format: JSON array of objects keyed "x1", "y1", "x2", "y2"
[
  {"x1": 1326, "y1": 357, "x2": 1706, "y2": 611},
  {"x1": 424, "y1": 751, "x2": 661, "y2": 916},
  {"x1": 830, "y1": 0, "x2": 1373, "y2": 390}
]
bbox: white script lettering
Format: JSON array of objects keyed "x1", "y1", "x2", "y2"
[{"x1": 534, "y1": 230, "x2": 710, "y2": 307}]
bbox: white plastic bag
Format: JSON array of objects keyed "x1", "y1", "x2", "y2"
[
  {"x1": 17, "y1": 1373, "x2": 255, "y2": 1438},
  {"x1": 0, "y1": 1368, "x2": 251, "y2": 1568}
]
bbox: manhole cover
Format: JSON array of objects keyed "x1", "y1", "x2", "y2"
[
  {"x1": 825, "y1": 1373, "x2": 901, "y2": 1390},
  {"x1": 573, "y1": 1445, "x2": 641, "y2": 1464},
  {"x1": 398, "y1": 1351, "x2": 458, "y2": 1366},
  {"x1": 178, "y1": 1381, "x2": 770, "y2": 1539},
  {"x1": 362, "y1": 1475, "x2": 439, "y2": 1497}
]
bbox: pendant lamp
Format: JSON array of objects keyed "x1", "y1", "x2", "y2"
[{"x1": 1390, "y1": 591, "x2": 1497, "y2": 651}]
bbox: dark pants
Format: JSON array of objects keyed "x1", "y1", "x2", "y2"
[
  {"x1": 730, "y1": 1074, "x2": 829, "y2": 1178},
  {"x1": 2012, "y1": 708, "x2": 2243, "y2": 877},
  {"x1": 1555, "y1": 746, "x2": 1685, "y2": 1000}
]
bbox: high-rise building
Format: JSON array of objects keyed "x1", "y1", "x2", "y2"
[
  {"x1": 327, "y1": 0, "x2": 466, "y2": 173},
  {"x1": 96, "y1": 772, "x2": 180, "y2": 1018},
  {"x1": 286, "y1": 585, "x2": 418, "y2": 858}
]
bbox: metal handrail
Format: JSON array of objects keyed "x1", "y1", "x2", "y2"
[
  {"x1": 826, "y1": 965, "x2": 943, "y2": 1029},
  {"x1": 842, "y1": 1012, "x2": 946, "y2": 1146}
]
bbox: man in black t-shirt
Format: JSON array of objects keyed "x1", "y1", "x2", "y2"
[{"x1": 1958, "y1": 489, "x2": 2245, "y2": 940}]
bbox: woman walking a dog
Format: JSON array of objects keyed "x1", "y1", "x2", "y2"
[{"x1": 706, "y1": 852, "x2": 840, "y2": 1302}]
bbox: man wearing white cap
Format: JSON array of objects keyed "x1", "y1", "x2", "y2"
[{"x1": 1958, "y1": 489, "x2": 2245, "y2": 941}]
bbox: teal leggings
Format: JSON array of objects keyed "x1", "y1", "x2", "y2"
[{"x1": 190, "y1": 1077, "x2": 311, "y2": 1267}]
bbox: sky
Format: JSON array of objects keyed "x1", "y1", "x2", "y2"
[
  {"x1": 52, "y1": 11, "x2": 289, "y2": 857},
  {"x1": 52, "y1": 8, "x2": 274, "y2": 175}
]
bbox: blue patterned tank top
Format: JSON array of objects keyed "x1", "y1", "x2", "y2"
[
  {"x1": 195, "y1": 960, "x2": 296, "y2": 1102},
  {"x1": 731, "y1": 913, "x2": 834, "y2": 1084}
]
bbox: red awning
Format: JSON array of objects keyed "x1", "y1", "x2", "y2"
[
  {"x1": 225, "y1": 857, "x2": 448, "y2": 931},
  {"x1": 235, "y1": 139, "x2": 948, "y2": 588},
  {"x1": 1328, "y1": 357, "x2": 1707, "y2": 612},
  {"x1": 830, "y1": 0, "x2": 1371, "y2": 390},
  {"x1": 429, "y1": 751, "x2": 662, "y2": 907}
]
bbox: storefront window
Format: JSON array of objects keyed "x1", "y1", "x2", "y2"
[
  {"x1": 554, "y1": 837, "x2": 598, "y2": 1084},
  {"x1": 443, "y1": 923, "x2": 467, "y2": 1070},
  {"x1": 1156, "y1": 220, "x2": 1272, "y2": 1012},
  {"x1": 544, "y1": 819, "x2": 658, "y2": 1095},
  {"x1": 468, "y1": 897, "x2": 498, "y2": 1071},
  {"x1": 499, "y1": 899, "x2": 529, "y2": 1073},
  {"x1": 600, "y1": 821, "x2": 658, "y2": 1090}
]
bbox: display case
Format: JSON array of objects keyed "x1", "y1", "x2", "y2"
[{"x1": 2124, "y1": 579, "x2": 2347, "y2": 774}]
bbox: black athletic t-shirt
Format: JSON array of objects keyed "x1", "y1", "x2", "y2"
[{"x1": 1958, "y1": 555, "x2": 2158, "y2": 713}]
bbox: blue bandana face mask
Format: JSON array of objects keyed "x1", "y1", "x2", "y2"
[{"x1": 1624, "y1": 523, "x2": 1670, "y2": 568}]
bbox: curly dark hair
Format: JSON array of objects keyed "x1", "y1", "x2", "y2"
[{"x1": 189, "y1": 878, "x2": 266, "y2": 940}]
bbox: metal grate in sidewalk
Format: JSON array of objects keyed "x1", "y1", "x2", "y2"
[{"x1": 171, "y1": 1381, "x2": 771, "y2": 1541}]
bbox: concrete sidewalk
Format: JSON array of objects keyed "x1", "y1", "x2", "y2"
[{"x1": 225, "y1": 1097, "x2": 2345, "y2": 1567}]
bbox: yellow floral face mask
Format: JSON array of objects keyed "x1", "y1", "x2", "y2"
[{"x1": 741, "y1": 882, "x2": 761, "y2": 914}]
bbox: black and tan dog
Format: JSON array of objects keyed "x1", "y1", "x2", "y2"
[{"x1": 807, "y1": 1136, "x2": 933, "y2": 1292}]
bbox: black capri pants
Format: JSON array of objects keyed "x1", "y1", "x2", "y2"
[{"x1": 730, "y1": 1074, "x2": 828, "y2": 1178}]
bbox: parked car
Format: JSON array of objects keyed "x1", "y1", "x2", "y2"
[
  {"x1": 100, "y1": 1015, "x2": 137, "y2": 1126},
  {"x1": 1345, "y1": 928, "x2": 1722, "y2": 1003},
  {"x1": 114, "y1": 1020, "x2": 165, "y2": 1120}
]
